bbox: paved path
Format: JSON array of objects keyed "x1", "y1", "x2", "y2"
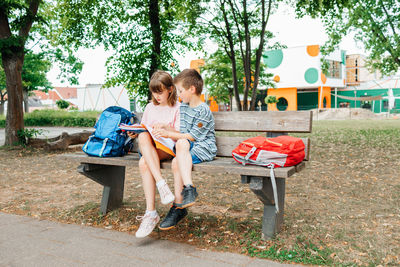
[
  {"x1": 0, "y1": 127, "x2": 93, "y2": 146},
  {"x1": 0, "y1": 212, "x2": 296, "y2": 267}
]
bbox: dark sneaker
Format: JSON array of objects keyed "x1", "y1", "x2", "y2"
[
  {"x1": 181, "y1": 185, "x2": 198, "y2": 208},
  {"x1": 159, "y1": 205, "x2": 188, "y2": 230}
]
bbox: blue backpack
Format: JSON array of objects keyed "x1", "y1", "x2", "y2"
[{"x1": 83, "y1": 106, "x2": 134, "y2": 157}]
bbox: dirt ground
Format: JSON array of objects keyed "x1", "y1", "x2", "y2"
[{"x1": 1, "y1": 119, "x2": 399, "y2": 266}]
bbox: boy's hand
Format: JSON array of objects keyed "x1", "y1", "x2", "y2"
[
  {"x1": 152, "y1": 128, "x2": 169, "y2": 138},
  {"x1": 126, "y1": 131, "x2": 138, "y2": 139}
]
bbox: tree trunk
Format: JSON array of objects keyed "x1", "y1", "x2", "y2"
[
  {"x1": 148, "y1": 0, "x2": 161, "y2": 101},
  {"x1": 23, "y1": 89, "x2": 29, "y2": 113},
  {"x1": 250, "y1": 0, "x2": 270, "y2": 110},
  {"x1": 3, "y1": 54, "x2": 24, "y2": 145},
  {"x1": 28, "y1": 131, "x2": 93, "y2": 150}
]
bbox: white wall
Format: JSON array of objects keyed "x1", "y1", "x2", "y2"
[
  {"x1": 76, "y1": 84, "x2": 131, "y2": 111},
  {"x1": 264, "y1": 45, "x2": 346, "y2": 89}
]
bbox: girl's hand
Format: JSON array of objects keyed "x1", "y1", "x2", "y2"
[{"x1": 127, "y1": 132, "x2": 138, "y2": 139}]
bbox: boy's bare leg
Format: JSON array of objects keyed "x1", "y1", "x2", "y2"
[
  {"x1": 138, "y1": 157, "x2": 156, "y2": 211},
  {"x1": 175, "y1": 139, "x2": 193, "y2": 186},
  {"x1": 171, "y1": 158, "x2": 184, "y2": 204},
  {"x1": 138, "y1": 132, "x2": 171, "y2": 182}
]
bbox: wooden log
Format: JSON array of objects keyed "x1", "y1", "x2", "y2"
[{"x1": 28, "y1": 131, "x2": 93, "y2": 151}]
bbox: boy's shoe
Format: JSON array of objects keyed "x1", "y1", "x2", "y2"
[
  {"x1": 135, "y1": 213, "x2": 160, "y2": 238},
  {"x1": 159, "y1": 205, "x2": 187, "y2": 230},
  {"x1": 181, "y1": 185, "x2": 198, "y2": 208},
  {"x1": 158, "y1": 182, "x2": 175, "y2": 205}
]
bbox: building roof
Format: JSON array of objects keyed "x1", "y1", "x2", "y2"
[
  {"x1": 54, "y1": 87, "x2": 77, "y2": 99},
  {"x1": 345, "y1": 76, "x2": 400, "y2": 90},
  {"x1": 33, "y1": 90, "x2": 62, "y2": 101}
]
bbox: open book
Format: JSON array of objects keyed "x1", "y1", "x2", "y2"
[
  {"x1": 119, "y1": 123, "x2": 148, "y2": 134},
  {"x1": 144, "y1": 125, "x2": 176, "y2": 157},
  {"x1": 120, "y1": 123, "x2": 175, "y2": 156}
]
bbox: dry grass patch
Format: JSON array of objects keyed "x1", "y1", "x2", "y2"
[{"x1": 1, "y1": 119, "x2": 399, "y2": 265}]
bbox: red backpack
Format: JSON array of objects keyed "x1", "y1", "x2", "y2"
[
  {"x1": 232, "y1": 135, "x2": 305, "y2": 214},
  {"x1": 232, "y1": 135, "x2": 305, "y2": 167}
]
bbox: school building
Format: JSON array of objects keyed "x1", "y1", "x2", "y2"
[{"x1": 263, "y1": 45, "x2": 400, "y2": 114}]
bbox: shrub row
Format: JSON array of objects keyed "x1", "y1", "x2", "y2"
[{"x1": 0, "y1": 109, "x2": 100, "y2": 128}]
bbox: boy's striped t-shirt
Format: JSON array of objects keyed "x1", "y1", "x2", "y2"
[{"x1": 180, "y1": 102, "x2": 217, "y2": 162}]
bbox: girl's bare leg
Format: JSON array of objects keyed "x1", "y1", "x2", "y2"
[{"x1": 138, "y1": 132, "x2": 171, "y2": 182}]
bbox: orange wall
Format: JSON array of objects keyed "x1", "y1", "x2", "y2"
[
  {"x1": 318, "y1": 86, "x2": 331, "y2": 108},
  {"x1": 267, "y1": 87, "x2": 298, "y2": 111},
  {"x1": 190, "y1": 59, "x2": 205, "y2": 73}
]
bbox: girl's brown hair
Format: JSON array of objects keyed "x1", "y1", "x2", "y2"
[{"x1": 149, "y1": 70, "x2": 177, "y2": 106}]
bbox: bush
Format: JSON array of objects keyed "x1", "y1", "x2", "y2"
[
  {"x1": 265, "y1": 95, "x2": 278, "y2": 104},
  {"x1": 0, "y1": 114, "x2": 5, "y2": 128},
  {"x1": 0, "y1": 109, "x2": 100, "y2": 128},
  {"x1": 56, "y1": 99, "x2": 70, "y2": 109}
]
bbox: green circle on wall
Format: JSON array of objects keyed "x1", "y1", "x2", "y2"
[
  {"x1": 304, "y1": 68, "x2": 318, "y2": 84},
  {"x1": 263, "y1": 50, "x2": 283, "y2": 68}
]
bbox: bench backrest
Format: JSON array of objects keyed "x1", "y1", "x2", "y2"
[
  {"x1": 213, "y1": 111, "x2": 312, "y2": 160},
  {"x1": 135, "y1": 110, "x2": 313, "y2": 160}
]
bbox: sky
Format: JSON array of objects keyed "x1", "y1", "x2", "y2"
[{"x1": 47, "y1": 3, "x2": 366, "y2": 87}]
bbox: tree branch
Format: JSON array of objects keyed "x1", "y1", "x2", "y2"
[
  {"x1": 379, "y1": 0, "x2": 399, "y2": 42},
  {"x1": 19, "y1": 0, "x2": 40, "y2": 38},
  {"x1": 0, "y1": 7, "x2": 11, "y2": 39},
  {"x1": 250, "y1": 0, "x2": 271, "y2": 110},
  {"x1": 360, "y1": 3, "x2": 400, "y2": 66}
]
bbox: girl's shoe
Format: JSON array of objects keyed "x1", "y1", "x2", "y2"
[
  {"x1": 135, "y1": 213, "x2": 160, "y2": 238},
  {"x1": 158, "y1": 183, "x2": 175, "y2": 205}
]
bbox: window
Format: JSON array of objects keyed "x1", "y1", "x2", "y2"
[
  {"x1": 326, "y1": 60, "x2": 342, "y2": 79},
  {"x1": 277, "y1": 97, "x2": 288, "y2": 111}
]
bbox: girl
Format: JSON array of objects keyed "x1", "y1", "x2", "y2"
[{"x1": 128, "y1": 70, "x2": 180, "y2": 238}]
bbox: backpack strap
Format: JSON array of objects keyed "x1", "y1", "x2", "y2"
[
  {"x1": 99, "y1": 138, "x2": 109, "y2": 157},
  {"x1": 241, "y1": 146, "x2": 257, "y2": 165},
  {"x1": 83, "y1": 135, "x2": 93, "y2": 153},
  {"x1": 267, "y1": 164, "x2": 279, "y2": 214}
]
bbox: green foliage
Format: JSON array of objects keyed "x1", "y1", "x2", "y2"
[
  {"x1": 296, "y1": 0, "x2": 400, "y2": 75},
  {"x1": 198, "y1": 0, "x2": 282, "y2": 110},
  {"x1": 17, "y1": 128, "x2": 44, "y2": 146},
  {"x1": 53, "y1": 0, "x2": 203, "y2": 107},
  {"x1": 203, "y1": 48, "x2": 273, "y2": 106},
  {"x1": 202, "y1": 49, "x2": 239, "y2": 104},
  {"x1": 246, "y1": 241, "x2": 334, "y2": 265},
  {"x1": 265, "y1": 95, "x2": 278, "y2": 104},
  {"x1": 0, "y1": 114, "x2": 5, "y2": 128},
  {"x1": 21, "y1": 51, "x2": 52, "y2": 92},
  {"x1": 56, "y1": 99, "x2": 70, "y2": 109},
  {"x1": 0, "y1": 0, "x2": 83, "y2": 144}
]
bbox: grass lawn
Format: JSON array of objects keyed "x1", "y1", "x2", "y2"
[{"x1": 0, "y1": 119, "x2": 399, "y2": 265}]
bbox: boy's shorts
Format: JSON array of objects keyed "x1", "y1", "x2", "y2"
[
  {"x1": 188, "y1": 140, "x2": 202, "y2": 164},
  {"x1": 173, "y1": 140, "x2": 202, "y2": 164}
]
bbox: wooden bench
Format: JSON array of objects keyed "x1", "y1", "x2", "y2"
[{"x1": 61, "y1": 111, "x2": 312, "y2": 239}]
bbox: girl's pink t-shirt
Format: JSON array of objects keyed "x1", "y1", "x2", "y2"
[{"x1": 140, "y1": 102, "x2": 180, "y2": 131}]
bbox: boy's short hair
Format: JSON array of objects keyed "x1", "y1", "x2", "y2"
[{"x1": 173, "y1": 69, "x2": 203, "y2": 95}]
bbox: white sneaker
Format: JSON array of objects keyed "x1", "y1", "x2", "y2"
[
  {"x1": 158, "y1": 183, "x2": 175, "y2": 205},
  {"x1": 135, "y1": 213, "x2": 160, "y2": 238}
]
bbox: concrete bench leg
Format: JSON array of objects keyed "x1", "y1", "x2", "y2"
[
  {"x1": 241, "y1": 175, "x2": 286, "y2": 240},
  {"x1": 78, "y1": 163, "x2": 125, "y2": 215}
]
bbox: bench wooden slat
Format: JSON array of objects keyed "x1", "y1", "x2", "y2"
[
  {"x1": 216, "y1": 136, "x2": 310, "y2": 160},
  {"x1": 61, "y1": 152, "x2": 298, "y2": 178},
  {"x1": 213, "y1": 111, "x2": 312, "y2": 133}
]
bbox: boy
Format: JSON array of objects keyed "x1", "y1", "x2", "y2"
[{"x1": 153, "y1": 68, "x2": 217, "y2": 230}]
